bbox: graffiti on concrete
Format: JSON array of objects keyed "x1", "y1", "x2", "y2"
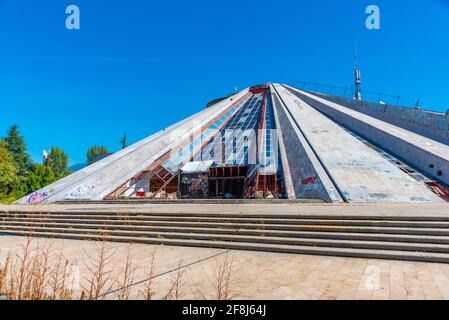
[
  {"x1": 301, "y1": 176, "x2": 318, "y2": 186},
  {"x1": 27, "y1": 191, "x2": 49, "y2": 204},
  {"x1": 65, "y1": 185, "x2": 96, "y2": 199},
  {"x1": 181, "y1": 174, "x2": 209, "y2": 198},
  {"x1": 190, "y1": 175, "x2": 208, "y2": 192},
  {"x1": 298, "y1": 176, "x2": 321, "y2": 199},
  {"x1": 410, "y1": 196, "x2": 432, "y2": 203}
]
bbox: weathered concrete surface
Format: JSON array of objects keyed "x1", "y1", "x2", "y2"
[
  {"x1": 2, "y1": 235, "x2": 449, "y2": 300},
  {"x1": 270, "y1": 88, "x2": 296, "y2": 199},
  {"x1": 271, "y1": 85, "x2": 343, "y2": 202},
  {"x1": 275, "y1": 84, "x2": 443, "y2": 203},
  {"x1": 15, "y1": 83, "x2": 449, "y2": 205},
  {"x1": 2, "y1": 203, "x2": 449, "y2": 217},
  {"x1": 286, "y1": 86, "x2": 449, "y2": 187},
  {"x1": 309, "y1": 91, "x2": 449, "y2": 146},
  {"x1": 17, "y1": 89, "x2": 249, "y2": 204}
]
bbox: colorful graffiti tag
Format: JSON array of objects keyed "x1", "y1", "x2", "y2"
[
  {"x1": 181, "y1": 174, "x2": 209, "y2": 198},
  {"x1": 65, "y1": 185, "x2": 96, "y2": 199},
  {"x1": 27, "y1": 191, "x2": 49, "y2": 204},
  {"x1": 301, "y1": 176, "x2": 318, "y2": 186}
]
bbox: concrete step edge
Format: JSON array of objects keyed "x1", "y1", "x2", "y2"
[
  {"x1": 2, "y1": 219, "x2": 449, "y2": 236},
  {"x1": 2, "y1": 215, "x2": 449, "y2": 228},
  {"x1": 3, "y1": 225, "x2": 449, "y2": 253},
  {"x1": 3, "y1": 229, "x2": 449, "y2": 264},
  {"x1": 4, "y1": 221, "x2": 449, "y2": 244},
  {"x1": 2, "y1": 211, "x2": 449, "y2": 221}
]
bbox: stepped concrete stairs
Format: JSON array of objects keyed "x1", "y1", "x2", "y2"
[{"x1": 2, "y1": 210, "x2": 449, "y2": 263}]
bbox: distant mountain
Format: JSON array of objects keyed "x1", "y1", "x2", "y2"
[
  {"x1": 92, "y1": 153, "x2": 112, "y2": 163},
  {"x1": 206, "y1": 92, "x2": 236, "y2": 108},
  {"x1": 69, "y1": 163, "x2": 87, "y2": 172}
]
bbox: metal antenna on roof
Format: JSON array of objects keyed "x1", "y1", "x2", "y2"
[{"x1": 354, "y1": 43, "x2": 362, "y2": 101}]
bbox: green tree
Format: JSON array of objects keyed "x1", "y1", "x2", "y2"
[
  {"x1": 0, "y1": 140, "x2": 20, "y2": 203},
  {"x1": 120, "y1": 133, "x2": 127, "y2": 150},
  {"x1": 87, "y1": 145, "x2": 109, "y2": 165},
  {"x1": 45, "y1": 146, "x2": 70, "y2": 179},
  {"x1": 25, "y1": 164, "x2": 57, "y2": 193},
  {"x1": 4, "y1": 125, "x2": 31, "y2": 174}
]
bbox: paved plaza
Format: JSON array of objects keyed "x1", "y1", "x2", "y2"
[{"x1": 1, "y1": 234, "x2": 449, "y2": 300}]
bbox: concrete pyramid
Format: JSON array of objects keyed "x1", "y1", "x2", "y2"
[{"x1": 19, "y1": 84, "x2": 449, "y2": 204}]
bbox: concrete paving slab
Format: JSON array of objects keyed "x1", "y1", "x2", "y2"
[{"x1": 1, "y1": 235, "x2": 448, "y2": 300}]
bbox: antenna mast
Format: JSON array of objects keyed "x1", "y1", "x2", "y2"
[{"x1": 354, "y1": 44, "x2": 362, "y2": 101}]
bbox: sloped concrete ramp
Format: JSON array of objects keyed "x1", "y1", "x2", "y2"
[
  {"x1": 17, "y1": 90, "x2": 249, "y2": 204},
  {"x1": 271, "y1": 86, "x2": 343, "y2": 202},
  {"x1": 17, "y1": 83, "x2": 447, "y2": 205},
  {"x1": 274, "y1": 84, "x2": 443, "y2": 203},
  {"x1": 286, "y1": 85, "x2": 449, "y2": 186}
]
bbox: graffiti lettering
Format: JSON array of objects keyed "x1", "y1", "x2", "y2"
[
  {"x1": 27, "y1": 191, "x2": 49, "y2": 204},
  {"x1": 65, "y1": 185, "x2": 96, "y2": 199}
]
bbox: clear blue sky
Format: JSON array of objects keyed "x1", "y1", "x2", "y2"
[{"x1": 0, "y1": 0, "x2": 448, "y2": 165}]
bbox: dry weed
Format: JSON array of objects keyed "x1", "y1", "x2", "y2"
[{"x1": 81, "y1": 239, "x2": 117, "y2": 300}]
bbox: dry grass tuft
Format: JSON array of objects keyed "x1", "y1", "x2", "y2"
[
  {"x1": 0, "y1": 237, "x2": 237, "y2": 300},
  {"x1": 0, "y1": 251, "x2": 11, "y2": 296},
  {"x1": 163, "y1": 260, "x2": 186, "y2": 300},
  {"x1": 192, "y1": 251, "x2": 238, "y2": 300},
  {"x1": 49, "y1": 248, "x2": 75, "y2": 300},
  {"x1": 212, "y1": 252, "x2": 236, "y2": 300},
  {"x1": 81, "y1": 239, "x2": 117, "y2": 300},
  {"x1": 114, "y1": 244, "x2": 137, "y2": 300},
  {"x1": 139, "y1": 246, "x2": 157, "y2": 300},
  {"x1": 0, "y1": 237, "x2": 75, "y2": 300}
]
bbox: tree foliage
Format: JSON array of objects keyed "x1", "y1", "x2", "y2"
[
  {"x1": 0, "y1": 140, "x2": 20, "y2": 203},
  {"x1": 87, "y1": 145, "x2": 109, "y2": 165},
  {"x1": 45, "y1": 146, "x2": 70, "y2": 179},
  {"x1": 25, "y1": 164, "x2": 57, "y2": 193},
  {"x1": 0, "y1": 126, "x2": 72, "y2": 203},
  {"x1": 4, "y1": 125, "x2": 31, "y2": 174},
  {"x1": 120, "y1": 134, "x2": 127, "y2": 150}
]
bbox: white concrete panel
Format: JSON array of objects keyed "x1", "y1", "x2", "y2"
[
  {"x1": 18, "y1": 89, "x2": 249, "y2": 204},
  {"x1": 287, "y1": 86, "x2": 449, "y2": 186},
  {"x1": 272, "y1": 85, "x2": 343, "y2": 202},
  {"x1": 270, "y1": 88, "x2": 295, "y2": 199},
  {"x1": 275, "y1": 84, "x2": 443, "y2": 203}
]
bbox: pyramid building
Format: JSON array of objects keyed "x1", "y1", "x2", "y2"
[{"x1": 19, "y1": 84, "x2": 449, "y2": 204}]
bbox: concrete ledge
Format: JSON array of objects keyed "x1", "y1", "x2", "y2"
[
  {"x1": 54, "y1": 199, "x2": 325, "y2": 205},
  {"x1": 310, "y1": 91, "x2": 449, "y2": 146}
]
